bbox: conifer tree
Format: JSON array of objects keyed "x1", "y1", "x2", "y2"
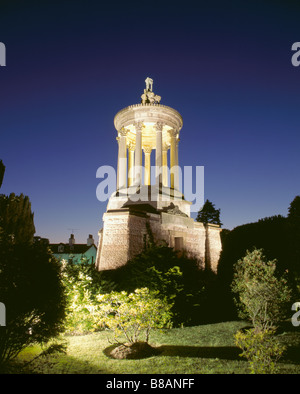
[
  {"x1": 0, "y1": 193, "x2": 35, "y2": 244},
  {"x1": 196, "y1": 199, "x2": 222, "y2": 226}
]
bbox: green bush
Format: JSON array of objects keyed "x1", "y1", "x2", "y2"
[
  {"x1": 61, "y1": 258, "x2": 116, "y2": 335},
  {"x1": 100, "y1": 244, "x2": 218, "y2": 326},
  {"x1": 231, "y1": 248, "x2": 291, "y2": 332},
  {"x1": 235, "y1": 328, "x2": 286, "y2": 374},
  {"x1": 0, "y1": 186, "x2": 66, "y2": 369},
  {"x1": 0, "y1": 239, "x2": 66, "y2": 368},
  {"x1": 97, "y1": 288, "x2": 173, "y2": 344}
]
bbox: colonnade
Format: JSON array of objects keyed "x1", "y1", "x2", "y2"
[{"x1": 116, "y1": 122, "x2": 179, "y2": 190}]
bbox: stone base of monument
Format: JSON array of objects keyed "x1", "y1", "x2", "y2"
[{"x1": 96, "y1": 191, "x2": 222, "y2": 272}]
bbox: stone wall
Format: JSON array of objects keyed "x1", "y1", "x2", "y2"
[{"x1": 96, "y1": 209, "x2": 222, "y2": 272}]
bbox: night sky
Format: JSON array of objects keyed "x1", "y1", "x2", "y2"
[{"x1": 1, "y1": 0, "x2": 299, "y2": 244}]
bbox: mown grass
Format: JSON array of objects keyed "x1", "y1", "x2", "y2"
[{"x1": 8, "y1": 320, "x2": 300, "y2": 374}]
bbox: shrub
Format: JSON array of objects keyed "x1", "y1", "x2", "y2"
[
  {"x1": 235, "y1": 328, "x2": 286, "y2": 374},
  {"x1": 61, "y1": 259, "x2": 116, "y2": 335},
  {"x1": 100, "y1": 244, "x2": 217, "y2": 326},
  {"x1": 0, "y1": 239, "x2": 66, "y2": 368},
  {"x1": 231, "y1": 248, "x2": 291, "y2": 332},
  {"x1": 97, "y1": 288, "x2": 173, "y2": 344}
]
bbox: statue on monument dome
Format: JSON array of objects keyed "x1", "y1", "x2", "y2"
[{"x1": 141, "y1": 77, "x2": 161, "y2": 104}]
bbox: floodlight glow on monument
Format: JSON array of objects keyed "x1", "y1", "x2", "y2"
[{"x1": 95, "y1": 78, "x2": 222, "y2": 272}]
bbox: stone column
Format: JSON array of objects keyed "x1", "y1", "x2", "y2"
[
  {"x1": 169, "y1": 129, "x2": 178, "y2": 189},
  {"x1": 116, "y1": 136, "x2": 120, "y2": 190},
  {"x1": 134, "y1": 121, "x2": 143, "y2": 186},
  {"x1": 174, "y1": 137, "x2": 180, "y2": 190},
  {"x1": 117, "y1": 127, "x2": 128, "y2": 190},
  {"x1": 143, "y1": 146, "x2": 152, "y2": 185},
  {"x1": 155, "y1": 122, "x2": 164, "y2": 187},
  {"x1": 162, "y1": 143, "x2": 169, "y2": 187},
  {"x1": 128, "y1": 142, "x2": 135, "y2": 187}
]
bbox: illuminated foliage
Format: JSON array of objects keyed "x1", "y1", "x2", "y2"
[
  {"x1": 61, "y1": 259, "x2": 116, "y2": 334},
  {"x1": 235, "y1": 328, "x2": 286, "y2": 374},
  {"x1": 231, "y1": 248, "x2": 291, "y2": 332},
  {"x1": 97, "y1": 288, "x2": 173, "y2": 344}
]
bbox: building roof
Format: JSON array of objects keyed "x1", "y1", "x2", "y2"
[{"x1": 49, "y1": 243, "x2": 96, "y2": 255}]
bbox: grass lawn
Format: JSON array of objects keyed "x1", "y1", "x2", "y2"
[{"x1": 10, "y1": 320, "x2": 300, "y2": 374}]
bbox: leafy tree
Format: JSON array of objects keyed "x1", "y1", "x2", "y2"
[
  {"x1": 231, "y1": 248, "x2": 291, "y2": 332},
  {"x1": 61, "y1": 258, "x2": 116, "y2": 334},
  {"x1": 196, "y1": 199, "x2": 222, "y2": 226},
  {"x1": 97, "y1": 288, "x2": 172, "y2": 344},
  {"x1": 232, "y1": 249, "x2": 291, "y2": 374},
  {"x1": 0, "y1": 182, "x2": 66, "y2": 368},
  {"x1": 217, "y1": 215, "x2": 289, "y2": 319},
  {"x1": 100, "y1": 244, "x2": 218, "y2": 326},
  {"x1": 0, "y1": 238, "x2": 66, "y2": 367}
]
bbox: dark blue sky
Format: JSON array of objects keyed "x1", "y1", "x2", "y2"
[{"x1": 1, "y1": 0, "x2": 299, "y2": 243}]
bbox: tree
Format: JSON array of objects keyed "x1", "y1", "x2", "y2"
[
  {"x1": 61, "y1": 258, "x2": 116, "y2": 335},
  {"x1": 0, "y1": 185, "x2": 66, "y2": 368},
  {"x1": 231, "y1": 248, "x2": 291, "y2": 332},
  {"x1": 100, "y1": 244, "x2": 217, "y2": 326},
  {"x1": 196, "y1": 199, "x2": 222, "y2": 226},
  {"x1": 0, "y1": 238, "x2": 66, "y2": 367},
  {"x1": 97, "y1": 288, "x2": 172, "y2": 344},
  {"x1": 234, "y1": 328, "x2": 286, "y2": 374},
  {"x1": 288, "y1": 195, "x2": 300, "y2": 223},
  {"x1": 287, "y1": 196, "x2": 300, "y2": 282},
  {"x1": 217, "y1": 215, "x2": 289, "y2": 318},
  {"x1": 232, "y1": 249, "x2": 291, "y2": 373},
  {"x1": 0, "y1": 193, "x2": 35, "y2": 244}
]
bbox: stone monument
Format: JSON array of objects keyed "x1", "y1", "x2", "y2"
[{"x1": 95, "y1": 79, "x2": 222, "y2": 272}]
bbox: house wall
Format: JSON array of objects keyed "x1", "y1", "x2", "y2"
[{"x1": 53, "y1": 245, "x2": 97, "y2": 264}]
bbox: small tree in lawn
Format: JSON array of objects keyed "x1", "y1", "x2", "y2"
[
  {"x1": 231, "y1": 248, "x2": 291, "y2": 374},
  {"x1": 196, "y1": 199, "x2": 222, "y2": 226},
  {"x1": 97, "y1": 288, "x2": 172, "y2": 345},
  {"x1": 234, "y1": 328, "x2": 286, "y2": 374},
  {"x1": 231, "y1": 248, "x2": 291, "y2": 332}
]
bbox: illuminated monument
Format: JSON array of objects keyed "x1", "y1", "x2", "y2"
[{"x1": 95, "y1": 78, "x2": 222, "y2": 272}]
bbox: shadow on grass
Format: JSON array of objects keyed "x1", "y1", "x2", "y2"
[
  {"x1": 156, "y1": 345, "x2": 243, "y2": 360},
  {"x1": 3, "y1": 355, "x2": 108, "y2": 374}
]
